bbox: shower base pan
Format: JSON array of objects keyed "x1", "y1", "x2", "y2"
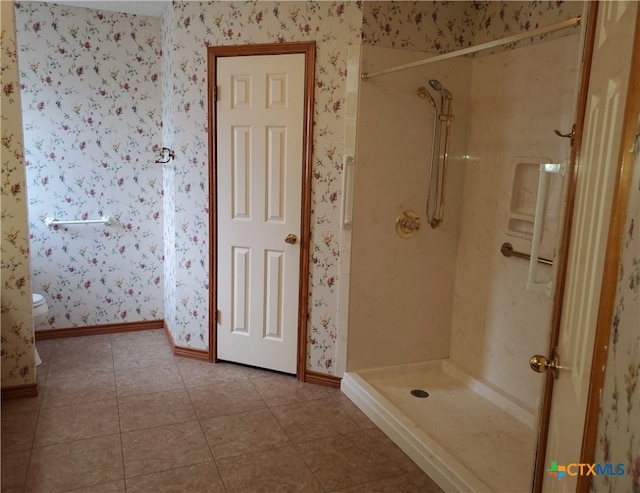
[{"x1": 341, "y1": 360, "x2": 536, "y2": 493}]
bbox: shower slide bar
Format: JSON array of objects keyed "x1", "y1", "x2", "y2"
[
  {"x1": 501, "y1": 242, "x2": 552, "y2": 266},
  {"x1": 361, "y1": 16, "x2": 581, "y2": 80},
  {"x1": 45, "y1": 216, "x2": 111, "y2": 226}
]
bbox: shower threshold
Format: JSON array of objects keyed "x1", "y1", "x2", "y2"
[{"x1": 341, "y1": 359, "x2": 536, "y2": 493}]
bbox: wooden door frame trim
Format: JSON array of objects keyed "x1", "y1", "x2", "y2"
[
  {"x1": 207, "y1": 42, "x2": 316, "y2": 382},
  {"x1": 532, "y1": 3, "x2": 598, "y2": 490},
  {"x1": 577, "y1": 7, "x2": 640, "y2": 492}
]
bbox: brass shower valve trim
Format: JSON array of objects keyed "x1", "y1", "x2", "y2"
[{"x1": 396, "y1": 210, "x2": 421, "y2": 238}]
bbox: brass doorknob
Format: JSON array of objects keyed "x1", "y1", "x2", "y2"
[
  {"x1": 285, "y1": 234, "x2": 298, "y2": 244},
  {"x1": 529, "y1": 355, "x2": 550, "y2": 373},
  {"x1": 530, "y1": 347, "x2": 561, "y2": 379}
]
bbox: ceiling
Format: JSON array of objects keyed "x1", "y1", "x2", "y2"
[{"x1": 46, "y1": 1, "x2": 170, "y2": 17}]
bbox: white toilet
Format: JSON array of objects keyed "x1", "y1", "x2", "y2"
[{"x1": 32, "y1": 293, "x2": 48, "y2": 367}]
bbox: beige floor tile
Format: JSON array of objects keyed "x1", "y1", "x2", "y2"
[
  {"x1": 47, "y1": 347, "x2": 114, "y2": 379},
  {"x1": 201, "y1": 408, "x2": 289, "y2": 459},
  {"x1": 125, "y1": 462, "x2": 226, "y2": 492},
  {"x1": 364, "y1": 427, "x2": 420, "y2": 473},
  {"x1": 335, "y1": 393, "x2": 377, "y2": 430},
  {"x1": 149, "y1": 328, "x2": 167, "y2": 340},
  {"x1": 50, "y1": 334, "x2": 112, "y2": 354},
  {"x1": 177, "y1": 359, "x2": 250, "y2": 387},
  {"x1": 65, "y1": 480, "x2": 126, "y2": 492},
  {"x1": 216, "y1": 445, "x2": 323, "y2": 493},
  {"x1": 250, "y1": 373, "x2": 340, "y2": 406},
  {"x1": 35, "y1": 340, "x2": 55, "y2": 361},
  {"x1": 241, "y1": 365, "x2": 279, "y2": 379},
  {"x1": 118, "y1": 388, "x2": 196, "y2": 432},
  {"x1": 295, "y1": 431, "x2": 403, "y2": 491},
  {"x1": 36, "y1": 361, "x2": 50, "y2": 387},
  {"x1": 6, "y1": 331, "x2": 435, "y2": 493},
  {"x1": 111, "y1": 330, "x2": 168, "y2": 353},
  {"x1": 187, "y1": 379, "x2": 266, "y2": 420},
  {"x1": 121, "y1": 420, "x2": 212, "y2": 478},
  {"x1": 1, "y1": 449, "x2": 30, "y2": 493},
  {"x1": 36, "y1": 341, "x2": 54, "y2": 385},
  {"x1": 113, "y1": 343, "x2": 175, "y2": 371},
  {"x1": 41, "y1": 370, "x2": 116, "y2": 409},
  {"x1": 34, "y1": 399, "x2": 119, "y2": 447},
  {"x1": 25, "y1": 434, "x2": 123, "y2": 493},
  {"x1": 331, "y1": 470, "x2": 444, "y2": 492},
  {"x1": 1, "y1": 407, "x2": 38, "y2": 452},
  {"x1": 271, "y1": 397, "x2": 360, "y2": 443},
  {"x1": 115, "y1": 364, "x2": 183, "y2": 398}
]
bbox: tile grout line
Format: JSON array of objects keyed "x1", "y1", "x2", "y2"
[
  {"x1": 183, "y1": 362, "x2": 230, "y2": 492},
  {"x1": 20, "y1": 339, "x2": 51, "y2": 492},
  {"x1": 111, "y1": 333, "x2": 128, "y2": 491}
]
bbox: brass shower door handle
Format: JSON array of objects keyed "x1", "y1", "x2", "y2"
[{"x1": 285, "y1": 234, "x2": 298, "y2": 244}]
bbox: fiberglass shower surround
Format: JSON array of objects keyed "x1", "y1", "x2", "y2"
[{"x1": 344, "y1": 13, "x2": 584, "y2": 493}]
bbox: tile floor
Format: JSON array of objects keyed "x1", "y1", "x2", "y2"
[{"x1": 1, "y1": 329, "x2": 443, "y2": 492}]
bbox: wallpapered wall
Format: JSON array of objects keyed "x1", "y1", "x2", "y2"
[
  {"x1": 361, "y1": 1, "x2": 583, "y2": 52},
  {"x1": 593, "y1": 120, "x2": 640, "y2": 492},
  {"x1": 14, "y1": 2, "x2": 164, "y2": 328},
  {"x1": 162, "y1": 4, "x2": 177, "y2": 349},
  {"x1": 163, "y1": 1, "x2": 364, "y2": 366},
  {"x1": 5, "y1": 1, "x2": 591, "y2": 380},
  {"x1": 162, "y1": 1, "x2": 586, "y2": 371},
  {"x1": 1, "y1": 1, "x2": 36, "y2": 388}
]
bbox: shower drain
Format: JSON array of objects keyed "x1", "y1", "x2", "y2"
[{"x1": 410, "y1": 389, "x2": 429, "y2": 398}]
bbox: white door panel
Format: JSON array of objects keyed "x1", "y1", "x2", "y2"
[
  {"x1": 217, "y1": 53, "x2": 305, "y2": 374},
  {"x1": 543, "y1": 2, "x2": 637, "y2": 491}
]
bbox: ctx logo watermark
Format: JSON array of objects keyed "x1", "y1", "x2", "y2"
[{"x1": 546, "y1": 461, "x2": 625, "y2": 480}]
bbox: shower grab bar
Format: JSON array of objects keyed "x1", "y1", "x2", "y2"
[
  {"x1": 341, "y1": 154, "x2": 355, "y2": 230},
  {"x1": 501, "y1": 242, "x2": 553, "y2": 266},
  {"x1": 45, "y1": 216, "x2": 111, "y2": 226},
  {"x1": 527, "y1": 163, "x2": 566, "y2": 297},
  {"x1": 361, "y1": 16, "x2": 581, "y2": 80}
]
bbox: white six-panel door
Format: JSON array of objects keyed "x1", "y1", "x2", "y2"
[
  {"x1": 216, "y1": 53, "x2": 305, "y2": 374},
  {"x1": 543, "y1": 2, "x2": 638, "y2": 491}
]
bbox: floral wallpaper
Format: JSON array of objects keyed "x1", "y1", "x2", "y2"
[
  {"x1": 162, "y1": 1, "x2": 590, "y2": 372},
  {"x1": 1, "y1": 0, "x2": 36, "y2": 388},
  {"x1": 361, "y1": 1, "x2": 584, "y2": 54},
  {"x1": 163, "y1": 1, "x2": 364, "y2": 370},
  {"x1": 162, "y1": 5, "x2": 177, "y2": 343},
  {"x1": 473, "y1": 1, "x2": 584, "y2": 48},
  {"x1": 14, "y1": 2, "x2": 163, "y2": 329},
  {"x1": 593, "y1": 118, "x2": 640, "y2": 492},
  {"x1": 362, "y1": 1, "x2": 476, "y2": 51},
  {"x1": 4, "y1": 1, "x2": 596, "y2": 380}
]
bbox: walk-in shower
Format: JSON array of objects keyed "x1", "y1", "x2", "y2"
[{"x1": 342, "y1": 12, "x2": 584, "y2": 493}]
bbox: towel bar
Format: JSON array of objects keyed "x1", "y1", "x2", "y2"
[{"x1": 45, "y1": 216, "x2": 111, "y2": 226}]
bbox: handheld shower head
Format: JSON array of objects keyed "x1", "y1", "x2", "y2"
[
  {"x1": 428, "y1": 79, "x2": 446, "y2": 112},
  {"x1": 428, "y1": 79, "x2": 443, "y2": 91}
]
